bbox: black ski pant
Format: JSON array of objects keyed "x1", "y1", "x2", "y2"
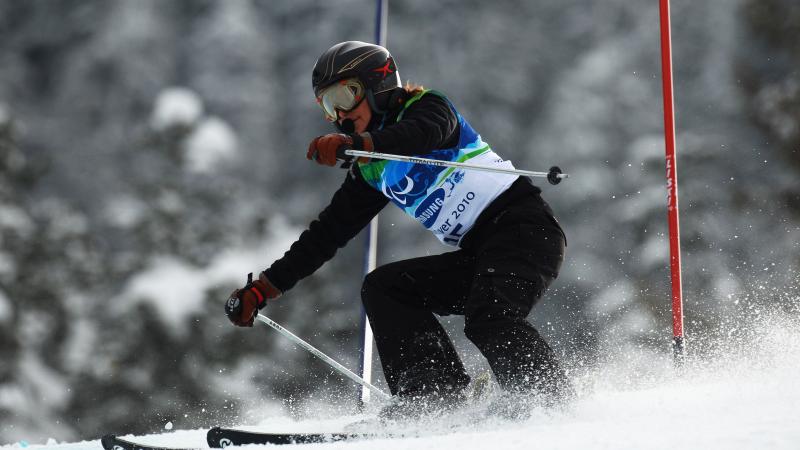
[{"x1": 361, "y1": 193, "x2": 569, "y2": 398}]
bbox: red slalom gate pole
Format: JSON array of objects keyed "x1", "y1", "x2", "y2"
[{"x1": 659, "y1": 0, "x2": 686, "y2": 361}]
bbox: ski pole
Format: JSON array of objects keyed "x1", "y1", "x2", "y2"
[
  {"x1": 255, "y1": 313, "x2": 392, "y2": 401},
  {"x1": 344, "y1": 149, "x2": 568, "y2": 185}
]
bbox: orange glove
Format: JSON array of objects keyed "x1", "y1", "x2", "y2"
[
  {"x1": 224, "y1": 272, "x2": 281, "y2": 327},
  {"x1": 306, "y1": 133, "x2": 373, "y2": 167}
]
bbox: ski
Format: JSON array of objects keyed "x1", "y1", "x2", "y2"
[
  {"x1": 206, "y1": 426, "x2": 381, "y2": 446},
  {"x1": 101, "y1": 434, "x2": 202, "y2": 450}
]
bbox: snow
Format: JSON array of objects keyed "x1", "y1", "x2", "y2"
[
  {"x1": 150, "y1": 88, "x2": 203, "y2": 131},
  {"x1": 4, "y1": 314, "x2": 799, "y2": 450},
  {"x1": 17, "y1": 353, "x2": 71, "y2": 410},
  {"x1": 754, "y1": 78, "x2": 800, "y2": 141},
  {"x1": 184, "y1": 117, "x2": 238, "y2": 173},
  {"x1": 103, "y1": 195, "x2": 147, "y2": 228},
  {"x1": 0, "y1": 203, "x2": 33, "y2": 236},
  {"x1": 115, "y1": 255, "x2": 203, "y2": 327},
  {"x1": 115, "y1": 218, "x2": 299, "y2": 333},
  {"x1": 589, "y1": 281, "x2": 633, "y2": 314}
]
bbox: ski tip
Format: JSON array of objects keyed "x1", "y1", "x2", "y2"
[
  {"x1": 205, "y1": 427, "x2": 223, "y2": 448},
  {"x1": 100, "y1": 435, "x2": 117, "y2": 450}
]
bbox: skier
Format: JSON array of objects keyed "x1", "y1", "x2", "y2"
[{"x1": 225, "y1": 41, "x2": 572, "y2": 417}]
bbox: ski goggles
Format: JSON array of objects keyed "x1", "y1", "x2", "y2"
[{"x1": 316, "y1": 78, "x2": 365, "y2": 121}]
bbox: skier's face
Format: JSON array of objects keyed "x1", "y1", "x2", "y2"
[{"x1": 337, "y1": 98, "x2": 371, "y2": 134}]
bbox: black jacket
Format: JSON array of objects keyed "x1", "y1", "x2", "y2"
[{"x1": 264, "y1": 92, "x2": 548, "y2": 292}]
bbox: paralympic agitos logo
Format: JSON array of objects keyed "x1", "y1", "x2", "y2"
[
  {"x1": 381, "y1": 163, "x2": 446, "y2": 207},
  {"x1": 379, "y1": 149, "x2": 455, "y2": 216}
]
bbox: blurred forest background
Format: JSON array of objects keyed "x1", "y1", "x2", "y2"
[{"x1": 1, "y1": 0, "x2": 799, "y2": 444}]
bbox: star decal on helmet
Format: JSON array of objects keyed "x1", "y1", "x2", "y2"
[{"x1": 372, "y1": 60, "x2": 394, "y2": 78}]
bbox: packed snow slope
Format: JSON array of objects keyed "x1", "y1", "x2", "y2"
[{"x1": 4, "y1": 313, "x2": 800, "y2": 450}]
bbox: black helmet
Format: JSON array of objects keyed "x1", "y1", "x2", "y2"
[{"x1": 312, "y1": 41, "x2": 402, "y2": 116}]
